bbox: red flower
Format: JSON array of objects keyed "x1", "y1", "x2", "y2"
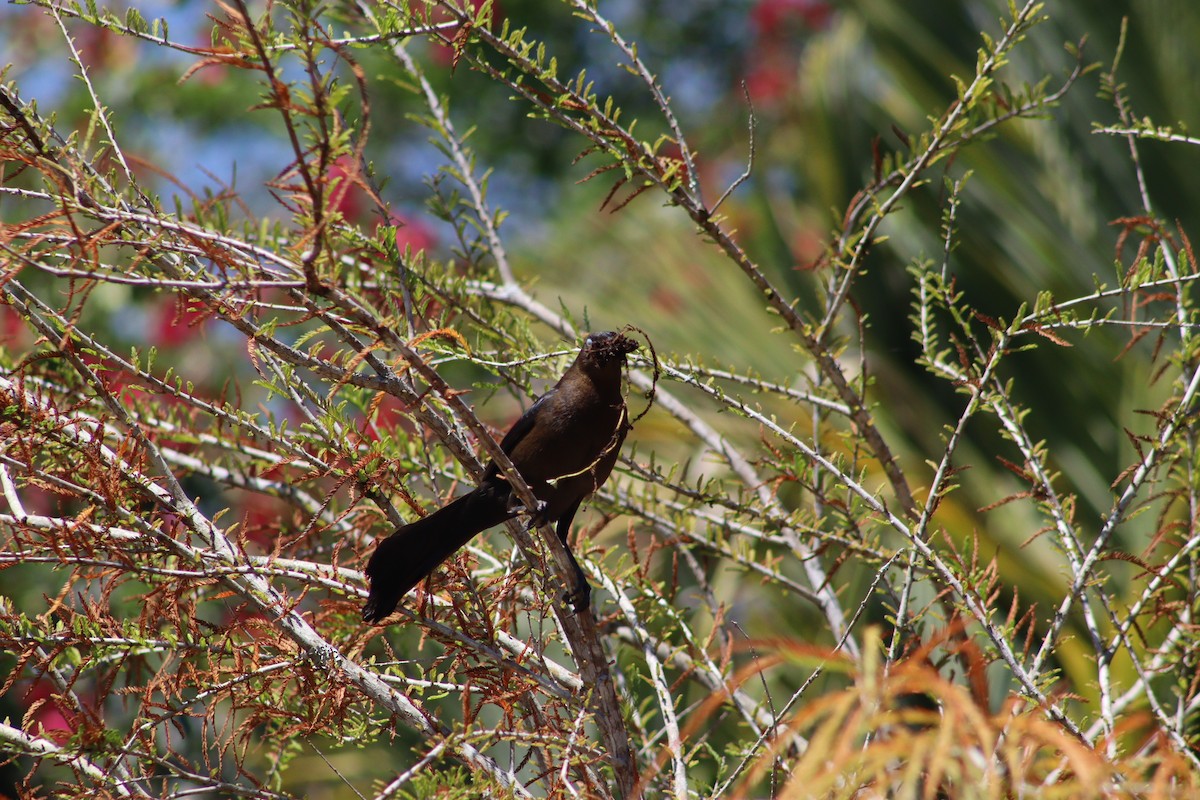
[
  {"x1": 22, "y1": 679, "x2": 83, "y2": 744},
  {"x1": 154, "y1": 296, "x2": 210, "y2": 347},
  {"x1": 389, "y1": 214, "x2": 437, "y2": 257},
  {"x1": 751, "y1": 0, "x2": 833, "y2": 35}
]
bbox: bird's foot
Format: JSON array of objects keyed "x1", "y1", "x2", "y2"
[
  {"x1": 561, "y1": 580, "x2": 592, "y2": 614},
  {"x1": 523, "y1": 500, "x2": 550, "y2": 529}
]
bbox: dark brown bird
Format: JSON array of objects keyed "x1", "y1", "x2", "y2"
[{"x1": 362, "y1": 331, "x2": 638, "y2": 623}]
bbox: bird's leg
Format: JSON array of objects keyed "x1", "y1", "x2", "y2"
[{"x1": 555, "y1": 500, "x2": 591, "y2": 612}]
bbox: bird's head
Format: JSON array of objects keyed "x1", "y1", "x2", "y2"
[{"x1": 581, "y1": 330, "x2": 639, "y2": 366}]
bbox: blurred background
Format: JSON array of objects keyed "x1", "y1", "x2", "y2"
[{"x1": 3, "y1": 0, "x2": 1200, "y2": 794}]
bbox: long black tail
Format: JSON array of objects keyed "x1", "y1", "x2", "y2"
[{"x1": 362, "y1": 485, "x2": 512, "y2": 623}]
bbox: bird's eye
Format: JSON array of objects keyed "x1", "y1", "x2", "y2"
[{"x1": 585, "y1": 336, "x2": 595, "y2": 348}]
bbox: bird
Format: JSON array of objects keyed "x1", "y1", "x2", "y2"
[{"x1": 362, "y1": 330, "x2": 638, "y2": 623}]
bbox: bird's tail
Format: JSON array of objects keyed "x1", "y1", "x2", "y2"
[{"x1": 362, "y1": 486, "x2": 511, "y2": 623}]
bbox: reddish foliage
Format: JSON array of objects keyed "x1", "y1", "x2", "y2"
[
  {"x1": 428, "y1": 0, "x2": 505, "y2": 67},
  {"x1": 327, "y1": 155, "x2": 365, "y2": 221}
]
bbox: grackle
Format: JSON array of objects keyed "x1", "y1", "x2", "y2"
[{"x1": 362, "y1": 330, "x2": 638, "y2": 623}]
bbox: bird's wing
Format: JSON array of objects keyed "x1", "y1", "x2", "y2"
[{"x1": 497, "y1": 391, "x2": 552, "y2": 454}]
